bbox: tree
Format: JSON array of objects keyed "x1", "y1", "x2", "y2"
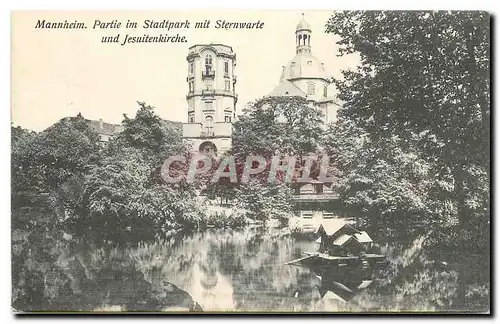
[
  {"x1": 325, "y1": 11, "x2": 490, "y2": 307},
  {"x1": 37, "y1": 114, "x2": 101, "y2": 188},
  {"x1": 78, "y1": 102, "x2": 204, "y2": 238},
  {"x1": 11, "y1": 126, "x2": 43, "y2": 194},
  {"x1": 233, "y1": 179, "x2": 293, "y2": 223},
  {"x1": 11, "y1": 116, "x2": 102, "y2": 230},
  {"x1": 213, "y1": 96, "x2": 326, "y2": 221},
  {"x1": 325, "y1": 11, "x2": 490, "y2": 232},
  {"x1": 114, "y1": 102, "x2": 186, "y2": 161},
  {"x1": 231, "y1": 96, "x2": 324, "y2": 158}
]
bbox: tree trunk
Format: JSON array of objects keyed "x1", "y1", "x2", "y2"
[{"x1": 454, "y1": 163, "x2": 468, "y2": 309}]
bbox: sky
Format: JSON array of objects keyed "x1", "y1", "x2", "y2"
[{"x1": 11, "y1": 10, "x2": 359, "y2": 131}]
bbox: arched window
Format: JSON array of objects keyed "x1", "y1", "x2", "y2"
[
  {"x1": 307, "y1": 82, "x2": 315, "y2": 95},
  {"x1": 205, "y1": 54, "x2": 213, "y2": 66},
  {"x1": 205, "y1": 54, "x2": 213, "y2": 72},
  {"x1": 204, "y1": 116, "x2": 214, "y2": 136}
]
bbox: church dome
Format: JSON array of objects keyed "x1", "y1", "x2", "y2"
[
  {"x1": 296, "y1": 19, "x2": 311, "y2": 31},
  {"x1": 281, "y1": 51, "x2": 329, "y2": 81}
]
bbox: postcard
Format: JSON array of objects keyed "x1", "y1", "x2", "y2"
[{"x1": 11, "y1": 10, "x2": 490, "y2": 314}]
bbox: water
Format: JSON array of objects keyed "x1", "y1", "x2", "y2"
[{"x1": 12, "y1": 226, "x2": 489, "y2": 313}]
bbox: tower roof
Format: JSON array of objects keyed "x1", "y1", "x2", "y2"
[
  {"x1": 296, "y1": 13, "x2": 311, "y2": 31},
  {"x1": 296, "y1": 19, "x2": 311, "y2": 32}
]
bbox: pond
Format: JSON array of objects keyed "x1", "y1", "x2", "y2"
[{"x1": 12, "y1": 226, "x2": 489, "y2": 313}]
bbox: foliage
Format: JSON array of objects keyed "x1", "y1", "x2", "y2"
[
  {"x1": 203, "y1": 96, "x2": 327, "y2": 221},
  {"x1": 323, "y1": 11, "x2": 490, "y2": 307},
  {"x1": 111, "y1": 102, "x2": 186, "y2": 168},
  {"x1": 325, "y1": 11, "x2": 490, "y2": 233},
  {"x1": 75, "y1": 103, "x2": 204, "y2": 238},
  {"x1": 231, "y1": 96, "x2": 324, "y2": 158},
  {"x1": 232, "y1": 179, "x2": 293, "y2": 222},
  {"x1": 12, "y1": 115, "x2": 102, "y2": 232}
]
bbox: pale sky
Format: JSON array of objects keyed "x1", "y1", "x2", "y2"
[{"x1": 11, "y1": 10, "x2": 359, "y2": 131}]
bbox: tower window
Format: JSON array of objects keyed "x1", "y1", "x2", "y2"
[
  {"x1": 189, "y1": 81, "x2": 194, "y2": 93},
  {"x1": 205, "y1": 54, "x2": 213, "y2": 71},
  {"x1": 224, "y1": 108, "x2": 232, "y2": 123},
  {"x1": 225, "y1": 80, "x2": 230, "y2": 91},
  {"x1": 188, "y1": 111, "x2": 194, "y2": 123},
  {"x1": 189, "y1": 62, "x2": 194, "y2": 74},
  {"x1": 224, "y1": 61, "x2": 229, "y2": 74},
  {"x1": 323, "y1": 85, "x2": 328, "y2": 98},
  {"x1": 307, "y1": 83, "x2": 315, "y2": 95},
  {"x1": 205, "y1": 101, "x2": 214, "y2": 111},
  {"x1": 205, "y1": 55, "x2": 213, "y2": 66}
]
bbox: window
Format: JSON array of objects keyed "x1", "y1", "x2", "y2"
[
  {"x1": 205, "y1": 54, "x2": 213, "y2": 71},
  {"x1": 205, "y1": 115, "x2": 214, "y2": 134},
  {"x1": 189, "y1": 62, "x2": 194, "y2": 74},
  {"x1": 302, "y1": 211, "x2": 313, "y2": 219},
  {"x1": 188, "y1": 112, "x2": 194, "y2": 123},
  {"x1": 225, "y1": 80, "x2": 230, "y2": 91},
  {"x1": 204, "y1": 101, "x2": 214, "y2": 111},
  {"x1": 323, "y1": 85, "x2": 328, "y2": 98},
  {"x1": 224, "y1": 61, "x2": 229, "y2": 73},
  {"x1": 225, "y1": 115, "x2": 231, "y2": 123},
  {"x1": 323, "y1": 212, "x2": 335, "y2": 219},
  {"x1": 189, "y1": 81, "x2": 194, "y2": 93},
  {"x1": 307, "y1": 83, "x2": 315, "y2": 95}
]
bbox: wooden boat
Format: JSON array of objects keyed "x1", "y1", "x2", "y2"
[
  {"x1": 285, "y1": 252, "x2": 386, "y2": 268},
  {"x1": 286, "y1": 219, "x2": 387, "y2": 273},
  {"x1": 287, "y1": 220, "x2": 387, "y2": 303}
]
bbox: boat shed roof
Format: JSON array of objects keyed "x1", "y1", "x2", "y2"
[
  {"x1": 315, "y1": 219, "x2": 358, "y2": 237},
  {"x1": 354, "y1": 231, "x2": 373, "y2": 243},
  {"x1": 333, "y1": 234, "x2": 352, "y2": 246}
]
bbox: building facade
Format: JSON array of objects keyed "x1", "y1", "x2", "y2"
[
  {"x1": 268, "y1": 16, "x2": 345, "y2": 230},
  {"x1": 268, "y1": 15, "x2": 340, "y2": 125},
  {"x1": 88, "y1": 118, "x2": 124, "y2": 145},
  {"x1": 182, "y1": 44, "x2": 238, "y2": 156},
  {"x1": 86, "y1": 117, "x2": 181, "y2": 146}
]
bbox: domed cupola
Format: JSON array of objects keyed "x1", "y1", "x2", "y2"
[
  {"x1": 278, "y1": 14, "x2": 328, "y2": 82},
  {"x1": 296, "y1": 17, "x2": 311, "y2": 32},
  {"x1": 296, "y1": 13, "x2": 312, "y2": 54}
]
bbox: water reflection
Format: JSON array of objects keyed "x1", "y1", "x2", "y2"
[
  {"x1": 14, "y1": 226, "x2": 483, "y2": 312},
  {"x1": 88, "y1": 227, "x2": 384, "y2": 312}
]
